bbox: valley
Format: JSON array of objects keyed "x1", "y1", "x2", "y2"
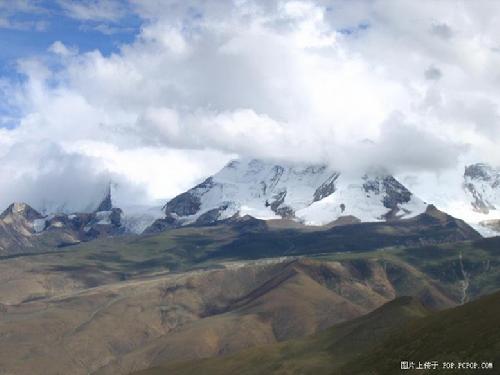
[
  {"x1": 1, "y1": 159, "x2": 500, "y2": 374},
  {"x1": 0, "y1": 210, "x2": 499, "y2": 373}
]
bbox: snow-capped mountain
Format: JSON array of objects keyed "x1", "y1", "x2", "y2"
[
  {"x1": 463, "y1": 163, "x2": 500, "y2": 214},
  {"x1": 4, "y1": 158, "x2": 500, "y2": 238},
  {"x1": 153, "y1": 158, "x2": 428, "y2": 230},
  {"x1": 395, "y1": 162, "x2": 500, "y2": 237},
  {"x1": 20, "y1": 184, "x2": 162, "y2": 235},
  {"x1": 461, "y1": 163, "x2": 500, "y2": 235},
  {"x1": 0, "y1": 185, "x2": 163, "y2": 252},
  {"x1": 0, "y1": 199, "x2": 125, "y2": 255}
]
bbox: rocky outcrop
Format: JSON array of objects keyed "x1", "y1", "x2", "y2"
[
  {"x1": 0, "y1": 200, "x2": 125, "y2": 255},
  {"x1": 313, "y1": 172, "x2": 340, "y2": 202},
  {"x1": 164, "y1": 177, "x2": 215, "y2": 217},
  {"x1": 195, "y1": 203, "x2": 231, "y2": 226},
  {"x1": 0, "y1": 202, "x2": 44, "y2": 222},
  {"x1": 363, "y1": 175, "x2": 412, "y2": 210},
  {"x1": 463, "y1": 163, "x2": 500, "y2": 214},
  {"x1": 95, "y1": 186, "x2": 113, "y2": 212},
  {"x1": 464, "y1": 182, "x2": 494, "y2": 213},
  {"x1": 143, "y1": 214, "x2": 179, "y2": 234}
]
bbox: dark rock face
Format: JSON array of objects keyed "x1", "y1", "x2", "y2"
[
  {"x1": 44, "y1": 208, "x2": 124, "y2": 240},
  {"x1": 363, "y1": 175, "x2": 412, "y2": 209},
  {"x1": 269, "y1": 190, "x2": 286, "y2": 213},
  {"x1": 313, "y1": 172, "x2": 340, "y2": 202},
  {"x1": 274, "y1": 205, "x2": 295, "y2": 219},
  {"x1": 464, "y1": 163, "x2": 492, "y2": 181},
  {"x1": 268, "y1": 165, "x2": 285, "y2": 192},
  {"x1": 0, "y1": 203, "x2": 44, "y2": 222},
  {"x1": 0, "y1": 201, "x2": 125, "y2": 255},
  {"x1": 381, "y1": 176, "x2": 412, "y2": 209},
  {"x1": 464, "y1": 183, "x2": 494, "y2": 214},
  {"x1": 165, "y1": 192, "x2": 201, "y2": 216},
  {"x1": 195, "y1": 204, "x2": 230, "y2": 226},
  {"x1": 143, "y1": 214, "x2": 179, "y2": 234},
  {"x1": 268, "y1": 190, "x2": 295, "y2": 219},
  {"x1": 109, "y1": 208, "x2": 122, "y2": 226},
  {"x1": 164, "y1": 177, "x2": 215, "y2": 216},
  {"x1": 95, "y1": 186, "x2": 113, "y2": 212}
]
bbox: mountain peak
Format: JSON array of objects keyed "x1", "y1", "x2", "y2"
[
  {"x1": 0, "y1": 202, "x2": 43, "y2": 222},
  {"x1": 463, "y1": 163, "x2": 500, "y2": 214},
  {"x1": 95, "y1": 184, "x2": 113, "y2": 212},
  {"x1": 464, "y1": 163, "x2": 498, "y2": 181},
  {"x1": 154, "y1": 158, "x2": 427, "y2": 230}
]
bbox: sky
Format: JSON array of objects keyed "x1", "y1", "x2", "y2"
[{"x1": 1, "y1": 0, "x2": 500, "y2": 212}]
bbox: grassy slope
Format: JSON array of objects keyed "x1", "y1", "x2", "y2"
[
  {"x1": 0, "y1": 216, "x2": 498, "y2": 374},
  {"x1": 134, "y1": 291, "x2": 500, "y2": 375},
  {"x1": 345, "y1": 290, "x2": 500, "y2": 374},
  {"x1": 2, "y1": 218, "x2": 497, "y2": 304},
  {"x1": 132, "y1": 296, "x2": 431, "y2": 375}
]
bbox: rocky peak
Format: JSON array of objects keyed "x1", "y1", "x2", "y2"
[
  {"x1": 146, "y1": 158, "x2": 427, "y2": 232},
  {"x1": 95, "y1": 185, "x2": 113, "y2": 212},
  {"x1": 164, "y1": 177, "x2": 214, "y2": 216},
  {"x1": 463, "y1": 163, "x2": 500, "y2": 214},
  {"x1": 362, "y1": 174, "x2": 412, "y2": 209},
  {"x1": 464, "y1": 163, "x2": 497, "y2": 181},
  {"x1": 0, "y1": 202, "x2": 44, "y2": 222}
]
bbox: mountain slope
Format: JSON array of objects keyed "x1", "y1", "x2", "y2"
[
  {"x1": 209, "y1": 205, "x2": 481, "y2": 260},
  {"x1": 133, "y1": 291, "x2": 500, "y2": 375},
  {"x1": 463, "y1": 163, "x2": 500, "y2": 214},
  {"x1": 0, "y1": 203, "x2": 46, "y2": 253},
  {"x1": 0, "y1": 258, "x2": 442, "y2": 375},
  {"x1": 0, "y1": 197, "x2": 124, "y2": 255},
  {"x1": 93, "y1": 257, "x2": 453, "y2": 375},
  {"x1": 131, "y1": 296, "x2": 431, "y2": 375},
  {"x1": 152, "y1": 158, "x2": 427, "y2": 230},
  {"x1": 0, "y1": 231, "x2": 498, "y2": 373},
  {"x1": 345, "y1": 290, "x2": 500, "y2": 374}
]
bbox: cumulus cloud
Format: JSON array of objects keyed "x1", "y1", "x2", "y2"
[
  {"x1": 0, "y1": 140, "x2": 124, "y2": 213},
  {"x1": 1, "y1": 0, "x2": 500, "y2": 211}
]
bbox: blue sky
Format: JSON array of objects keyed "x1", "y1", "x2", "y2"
[
  {"x1": 0, "y1": 1, "x2": 141, "y2": 76},
  {"x1": 0, "y1": 0, "x2": 142, "y2": 128}
]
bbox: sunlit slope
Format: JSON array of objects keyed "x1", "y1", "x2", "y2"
[{"x1": 135, "y1": 291, "x2": 500, "y2": 375}]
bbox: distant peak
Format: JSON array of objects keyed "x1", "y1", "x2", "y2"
[
  {"x1": 464, "y1": 163, "x2": 497, "y2": 180},
  {"x1": 0, "y1": 202, "x2": 43, "y2": 221},
  {"x1": 95, "y1": 184, "x2": 113, "y2": 212}
]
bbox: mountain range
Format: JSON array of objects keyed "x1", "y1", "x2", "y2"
[
  {"x1": 0, "y1": 155, "x2": 499, "y2": 373},
  {"x1": 148, "y1": 158, "x2": 500, "y2": 237},
  {"x1": 2, "y1": 158, "x2": 500, "y2": 256}
]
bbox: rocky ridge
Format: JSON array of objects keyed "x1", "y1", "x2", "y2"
[
  {"x1": 147, "y1": 158, "x2": 427, "y2": 232},
  {"x1": 0, "y1": 191, "x2": 124, "y2": 255}
]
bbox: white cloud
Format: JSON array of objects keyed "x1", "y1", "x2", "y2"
[
  {"x1": 2, "y1": 0, "x2": 500, "y2": 211},
  {"x1": 48, "y1": 41, "x2": 78, "y2": 57},
  {"x1": 57, "y1": 0, "x2": 127, "y2": 22}
]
